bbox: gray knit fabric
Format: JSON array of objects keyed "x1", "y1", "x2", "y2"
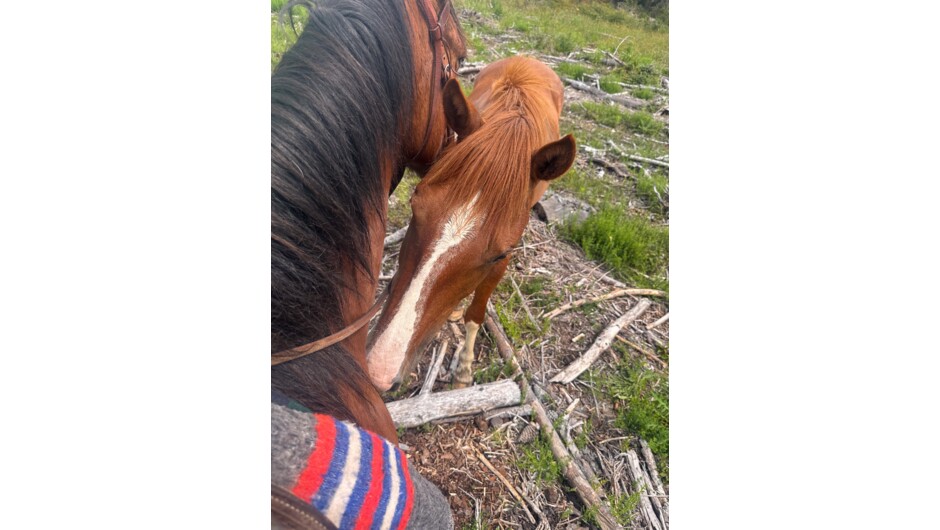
[
  {"x1": 406, "y1": 467, "x2": 453, "y2": 530},
  {"x1": 272, "y1": 403, "x2": 318, "y2": 489}
]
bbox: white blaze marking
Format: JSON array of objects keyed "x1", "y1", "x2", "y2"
[{"x1": 369, "y1": 194, "x2": 481, "y2": 388}]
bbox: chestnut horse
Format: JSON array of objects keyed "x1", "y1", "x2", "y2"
[
  {"x1": 366, "y1": 56, "x2": 576, "y2": 391},
  {"x1": 271, "y1": 0, "x2": 466, "y2": 442}
]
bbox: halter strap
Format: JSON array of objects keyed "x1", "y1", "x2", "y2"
[
  {"x1": 271, "y1": 289, "x2": 390, "y2": 366},
  {"x1": 409, "y1": 0, "x2": 454, "y2": 163}
]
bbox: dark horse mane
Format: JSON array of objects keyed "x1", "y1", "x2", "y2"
[{"x1": 271, "y1": 0, "x2": 414, "y2": 418}]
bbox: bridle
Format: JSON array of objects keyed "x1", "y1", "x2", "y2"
[
  {"x1": 273, "y1": 0, "x2": 457, "y2": 366},
  {"x1": 272, "y1": 289, "x2": 389, "y2": 366},
  {"x1": 409, "y1": 0, "x2": 457, "y2": 163}
]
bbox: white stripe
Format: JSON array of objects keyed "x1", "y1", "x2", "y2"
[
  {"x1": 324, "y1": 423, "x2": 362, "y2": 523},
  {"x1": 369, "y1": 194, "x2": 482, "y2": 388},
  {"x1": 378, "y1": 442, "x2": 401, "y2": 530}
]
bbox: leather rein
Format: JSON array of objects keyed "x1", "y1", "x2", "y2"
[{"x1": 272, "y1": 0, "x2": 454, "y2": 367}]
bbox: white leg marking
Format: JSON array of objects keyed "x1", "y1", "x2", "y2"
[{"x1": 454, "y1": 320, "x2": 480, "y2": 386}]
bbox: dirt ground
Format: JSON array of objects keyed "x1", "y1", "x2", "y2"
[{"x1": 381, "y1": 214, "x2": 669, "y2": 529}]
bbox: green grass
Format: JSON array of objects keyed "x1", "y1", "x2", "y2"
[
  {"x1": 270, "y1": 2, "x2": 307, "y2": 71},
  {"x1": 473, "y1": 358, "x2": 514, "y2": 384},
  {"x1": 610, "y1": 490, "x2": 642, "y2": 526},
  {"x1": 388, "y1": 172, "x2": 420, "y2": 228},
  {"x1": 460, "y1": 0, "x2": 668, "y2": 78},
  {"x1": 602, "y1": 353, "x2": 669, "y2": 480},
  {"x1": 575, "y1": 102, "x2": 663, "y2": 137},
  {"x1": 636, "y1": 171, "x2": 669, "y2": 214},
  {"x1": 517, "y1": 434, "x2": 563, "y2": 487},
  {"x1": 562, "y1": 206, "x2": 668, "y2": 291},
  {"x1": 631, "y1": 87, "x2": 656, "y2": 100},
  {"x1": 554, "y1": 61, "x2": 591, "y2": 81},
  {"x1": 599, "y1": 74, "x2": 625, "y2": 94}
]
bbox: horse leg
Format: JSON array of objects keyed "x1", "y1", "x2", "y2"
[{"x1": 452, "y1": 257, "x2": 510, "y2": 388}]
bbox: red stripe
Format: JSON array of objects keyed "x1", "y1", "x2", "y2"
[
  {"x1": 395, "y1": 450, "x2": 415, "y2": 530},
  {"x1": 353, "y1": 432, "x2": 386, "y2": 530},
  {"x1": 291, "y1": 414, "x2": 337, "y2": 502}
]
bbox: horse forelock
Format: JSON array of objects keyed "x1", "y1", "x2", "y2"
[{"x1": 422, "y1": 97, "x2": 559, "y2": 236}]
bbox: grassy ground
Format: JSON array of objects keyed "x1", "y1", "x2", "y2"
[{"x1": 271, "y1": 1, "x2": 669, "y2": 527}]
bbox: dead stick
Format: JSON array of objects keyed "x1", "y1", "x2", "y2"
[
  {"x1": 551, "y1": 299, "x2": 652, "y2": 384},
  {"x1": 510, "y1": 275, "x2": 538, "y2": 327},
  {"x1": 623, "y1": 450, "x2": 664, "y2": 530},
  {"x1": 616, "y1": 336, "x2": 666, "y2": 369},
  {"x1": 386, "y1": 380, "x2": 521, "y2": 429},
  {"x1": 383, "y1": 225, "x2": 408, "y2": 248},
  {"x1": 419, "y1": 339, "x2": 449, "y2": 396},
  {"x1": 483, "y1": 309, "x2": 623, "y2": 530},
  {"x1": 647, "y1": 312, "x2": 669, "y2": 330},
  {"x1": 563, "y1": 77, "x2": 649, "y2": 110},
  {"x1": 544, "y1": 288, "x2": 664, "y2": 320},
  {"x1": 473, "y1": 448, "x2": 538, "y2": 525}
]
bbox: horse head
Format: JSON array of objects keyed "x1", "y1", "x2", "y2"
[{"x1": 367, "y1": 58, "x2": 576, "y2": 391}]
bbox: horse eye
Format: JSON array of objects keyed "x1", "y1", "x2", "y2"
[{"x1": 491, "y1": 252, "x2": 507, "y2": 263}]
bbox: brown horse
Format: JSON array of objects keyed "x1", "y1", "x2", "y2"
[
  {"x1": 271, "y1": 0, "x2": 467, "y2": 441},
  {"x1": 366, "y1": 56, "x2": 576, "y2": 391}
]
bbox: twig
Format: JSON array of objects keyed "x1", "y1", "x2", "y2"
[
  {"x1": 509, "y1": 275, "x2": 538, "y2": 328},
  {"x1": 483, "y1": 308, "x2": 623, "y2": 530},
  {"x1": 606, "y1": 142, "x2": 670, "y2": 169},
  {"x1": 383, "y1": 225, "x2": 408, "y2": 248},
  {"x1": 563, "y1": 78, "x2": 649, "y2": 110},
  {"x1": 603, "y1": 50, "x2": 626, "y2": 67},
  {"x1": 544, "y1": 288, "x2": 665, "y2": 320},
  {"x1": 616, "y1": 336, "x2": 666, "y2": 369},
  {"x1": 623, "y1": 450, "x2": 665, "y2": 530},
  {"x1": 550, "y1": 299, "x2": 653, "y2": 384},
  {"x1": 419, "y1": 339, "x2": 449, "y2": 396},
  {"x1": 588, "y1": 157, "x2": 633, "y2": 180},
  {"x1": 458, "y1": 66, "x2": 482, "y2": 76},
  {"x1": 647, "y1": 312, "x2": 669, "y2": 330},
  {"x1": 473, "y1": 448, "x2": 538, "y2": 525},
  {"x1": 616, "y1": 82, "x2": 668, "y2": 94}
]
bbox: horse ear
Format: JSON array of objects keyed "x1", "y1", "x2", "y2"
[
  {"x1": 443, "y1": 78, "x2": 481, "y2": 140},
  {"x1": 531, "y1": 134, "x2": 576, "y2": 181}
]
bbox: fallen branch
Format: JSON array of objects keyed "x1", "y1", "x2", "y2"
[
  {"x1": 624, "y1": 450, "x2": 666, "y2": 530},
  {"x1": 551, "y1": 299, "x2": 653, "y2": 384},
  {"x1": 544, "y1": 288, "x2": 665, "y2": 320},
  {"x1": 510, "y1": 275, "x2": 538, "y2": 328},
  {"x1": 483, "y1": 403, "x2": 532, "y2": 422},
  {"x1": 647, "y1": 312, "x2": 669, "y2": 331},
  {"x1": 386, "y1": 379, "x2": 520, "y2": 429},
  {"x1": 616, "y1": 335, "x2": 666, "y2": 369},
  {"x1": 457, "y1": 66, "x2": 482, "y2": 76},
  {"x1": 483, "y1": 307, "x2": 623, "y2": 530},
  {"x1": 383, "y1": 225, "x2": 408, "y2": 248},
  {"x1": 616, "y1": 81, "x2": 668, "y2": 94},
  {"x1": 473, "y1": 448, "x2": 539, "y2": 525},
  {"x1": 589, "y1": 157, "x2": 633, "y2": 180},
  {"x1": 563, "y1": 77, "x2": 649, "y2": 110},
  {"x1": 419, "y1": 339, "x2": 449, "y2": 397}
]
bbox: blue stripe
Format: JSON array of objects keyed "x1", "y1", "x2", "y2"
[
  {"x1": 388, "y1": 448, "x2": 407, "y2": 530},
  {"x1": 340, "y1": 426, "x2": 373, "y2": 529},
  {"x1": 312, "y1": 419, "x2": 350, "y2": 513},
  {"x1": 369, "y1": 440, "x2": 393, "y2": 530}
]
